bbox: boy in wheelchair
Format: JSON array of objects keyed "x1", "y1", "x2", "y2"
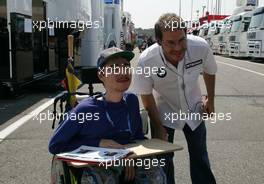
[{"x1": 49, "y1": 47, "x2": 167, "y2": 184}]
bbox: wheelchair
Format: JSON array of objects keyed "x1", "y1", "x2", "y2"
[{"x1": 50, "y1": 67, "x2": 150, "y2": 184}]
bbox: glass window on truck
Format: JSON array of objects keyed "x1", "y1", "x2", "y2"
[
  {"x1": 249, "y1": 9, "x2": 264, "y2": 29},
  {"x1": 231, "y1": 17, "x2": 242, "y2": 33}
]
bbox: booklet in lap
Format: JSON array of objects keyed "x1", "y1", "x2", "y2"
[
  {"x1": 56, "y1": 146, "x2": 132, "y2": 164},
  {"x1": 56, "y1": 139, "x2": 183, "y2": 165}
]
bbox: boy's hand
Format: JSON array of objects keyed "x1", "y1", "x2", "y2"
[{"x1": 155, "y1": 125, "x2": 168, "y2": 141}]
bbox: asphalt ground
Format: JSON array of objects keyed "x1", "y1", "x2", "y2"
[{"x1": 0, "y1": 49, "x2": 264, "y2": 184}]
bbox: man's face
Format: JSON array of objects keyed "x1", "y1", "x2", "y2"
[
  {"x1": 98, "y1": 57, "x2": 132, "y2": 93},
  {"x1": 161, "y1": 29, "x2": 187, "y2": 64}
]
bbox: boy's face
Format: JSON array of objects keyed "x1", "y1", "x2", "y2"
[
  {"x1": 161, "y1": 29, "x2": 187, "y2": 63},
  {"x1": 98, "y1": 57, "x2": 132, "y2": 93}
]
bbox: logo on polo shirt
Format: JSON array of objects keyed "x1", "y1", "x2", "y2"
[
  {"x1": 157, "y1": 67, "x2": 167, "y2": 78},
  {"x1": 185, "y1": 59, "x2": 203, "y2": 69}
]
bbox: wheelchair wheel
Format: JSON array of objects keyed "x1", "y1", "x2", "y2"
[{"x1": 51, "y1": 156, "x2": 71, "y2": 184}]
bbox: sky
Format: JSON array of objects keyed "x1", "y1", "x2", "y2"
[{"x1": 123, "y1": 0, "x2": 264, "y2": 29}]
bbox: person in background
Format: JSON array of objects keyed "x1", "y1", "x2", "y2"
[
  {"x1": 147, "y1": 36, "x2": 154, "y2": 47},
  {"x1": 137, "y1": 38, "x2": 143, "y2": 53}
]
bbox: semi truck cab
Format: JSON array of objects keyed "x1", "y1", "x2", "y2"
[
  {"x1": 229, "y1": 11, "x2": 253, "y2": 58},
  {"x1": 198, "y1": 24, "x2": 209, "y2": 41},
  {"x1": 218, "y1": 17, "x2": 232, "y2": 55},
  {"x1": 247, "y1": 6, "x2": 264, "y2": 58},
  {"x1": 207, "y1": 21, "x2": 221, "y2": 54}
]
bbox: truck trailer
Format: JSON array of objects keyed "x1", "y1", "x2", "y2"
[
  {"x1": 121, "y1": 11, "x2": 136, "y2": 51},
  {"x1": 104, "y1": 0, "x2": 122, "y2": 49},
  {"x1": 0, "y1": 0, "x2": 56, "y2": 93}
]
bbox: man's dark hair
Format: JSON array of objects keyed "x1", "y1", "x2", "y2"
[{"x1": 155, "y1": 13, "x2": 187, "y2": 44}]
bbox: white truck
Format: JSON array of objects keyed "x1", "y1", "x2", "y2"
[
  {"x1": 217, "y1": 17, "x2": 232, "y2": 55},
  {"x1": 80, "y1": 0, "x2": 127, "y2": 85},
  {"x1": 104, "y1": 0, "x2": 122, "y2": 49},
  {"x1": 46, "y1": 0, "x2": 92, "y2": 67},
  {"x1": 198, "y1": 24, "x2": 209, "y2": 41},
  {"x1": 81, "y1": 0, "x2": 104, "y2": 67},
  {"x1": 247, "y1": 6, "x2": 264, "y2": 59},
  {"x1": 229, "y1": 11, "x2": 253, "y2": 57},
  {"x1": 216, "y1": 0, "x2": 258, "y2": 56},
  {"x1": 121, "y1": 11, "x2": 135, "y2": 51},
  {"x1": 47, "y1": 0, "x2": 126, "y2": 85},
  {"x1": 207, "y1": 21, "x2": 222, "y2": 54}
]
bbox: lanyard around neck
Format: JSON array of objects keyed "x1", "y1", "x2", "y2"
[{"x1": 102, "y1": 95, "x2": 132, "y2": 134}]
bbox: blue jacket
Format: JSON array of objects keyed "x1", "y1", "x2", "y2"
[{"x1": 49, "y1": 93, "x2": 144, "y2": 154}]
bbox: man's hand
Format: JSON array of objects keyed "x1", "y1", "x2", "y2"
[
  {"x1": 141, "y1": 94, "x2": 168, "y2": 141},
  {"x1": 99, "y1": 139, "x2": 124, "y2": 149},
  {"x1": 203, "y1": 96, "x2": 215, "y2": 117},
  {"x1": 203, "y1": 72, "x2": 216, "y2": 117},
  {"x1": 124, "y1": 164, "x2": 135, "y2": 182},
  {"x1": 153, "y1": 125, "x2": 168, "y2": 141}
]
